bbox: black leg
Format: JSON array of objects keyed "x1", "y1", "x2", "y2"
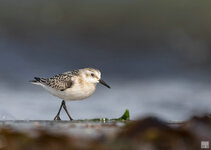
[
  {"x1": 62, "y1": 101, "x2": 73, "y2": 120},
  {"x1": 53, "y1": 100, "x2": 63, "y2": 120}
]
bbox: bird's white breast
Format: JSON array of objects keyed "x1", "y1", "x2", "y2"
[{"x1": 42, "y1": 79, "x2": 96, "y2": 101}]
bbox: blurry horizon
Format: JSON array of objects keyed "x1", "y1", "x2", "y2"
[{"x1": 0, "y1": 0, "x2": 211, "y2": 121}]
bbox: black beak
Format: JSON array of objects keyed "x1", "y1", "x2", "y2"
[{"x1": 99, "y1": 79, "x2": 110, "y2": 88}]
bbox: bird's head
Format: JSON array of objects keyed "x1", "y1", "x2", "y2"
[{"x1": 80, "y1": 68, "x2": 110, "y2": 88}]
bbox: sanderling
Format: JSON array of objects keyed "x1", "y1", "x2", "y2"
[{"x1": 30, "y1": 68, "x2": 110, "y2": 120}]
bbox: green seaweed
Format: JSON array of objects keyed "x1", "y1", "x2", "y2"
[
  {"x1": 111, "y1": 109, "x2": 130, "y2": 121},
  {"x1": 88, "y1": 118, "x2": 109, "y2": 122},
  {"x1": 77, "y1": 109, "x2": 130, "y2": 122}
]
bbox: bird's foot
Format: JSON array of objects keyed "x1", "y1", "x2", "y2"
[{"x1": 54, "y1": 115, "x2": 61, "y2": 120}]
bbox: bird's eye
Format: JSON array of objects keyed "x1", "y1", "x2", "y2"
[{"x1": 91, "y1": 73, "x2": 95, "y2": 77}]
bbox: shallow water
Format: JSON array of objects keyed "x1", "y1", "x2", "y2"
[
  {"x1": 0, "y1": 78, "x2": 210, "y2": 122},
  {"x1": 0, "y1": 120, "x2": 122, "y2": 138}
]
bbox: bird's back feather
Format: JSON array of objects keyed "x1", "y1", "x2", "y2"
[{"x1": 30, "y1": 70, "x2": 79, "y2": 91}]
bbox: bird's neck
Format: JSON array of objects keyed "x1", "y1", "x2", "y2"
[{"x1": 77, "y1": 77, "x2": 96, "y2": 90}]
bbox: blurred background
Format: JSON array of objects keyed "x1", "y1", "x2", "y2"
[{"x1": 0, "y1": 0, "x2": 211, "y2": 121}]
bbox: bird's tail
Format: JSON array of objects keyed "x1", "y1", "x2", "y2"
[{"x1": 29, "y1": 77, "x2": 46, "y2": 85}]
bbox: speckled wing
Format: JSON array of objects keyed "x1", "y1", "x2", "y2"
[{"x1": 44, "y1": 70, "x2": 79, "y2": 91}]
